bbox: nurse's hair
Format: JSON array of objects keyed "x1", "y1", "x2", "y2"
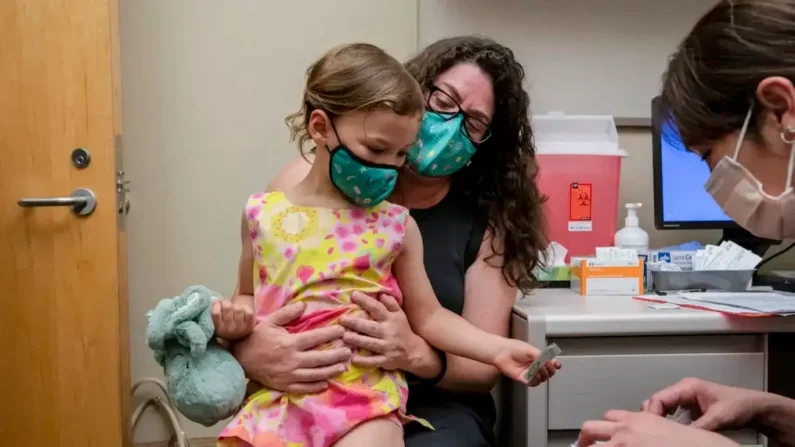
[
  {"x1": 286, "y1": 43, "x2": 424, "y2": 156},
  {"x1": 661, "y1": 0, "x2": 795, "y2": 150}
]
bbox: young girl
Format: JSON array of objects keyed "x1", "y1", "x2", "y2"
[{"x1": 213, "y1": 43, "x2": 559, "y2": 447}]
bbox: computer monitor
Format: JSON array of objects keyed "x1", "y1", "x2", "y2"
[
  {"x1": 651, "y1": 97, "x2": 735, "y2": 230},
  {"x1": 651, "y1": 96, "x2": 776, "y2": 256}
]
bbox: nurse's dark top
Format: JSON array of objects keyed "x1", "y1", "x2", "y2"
[{"x1": 403, "y1": 179, "x2": 496, "y2": 447}]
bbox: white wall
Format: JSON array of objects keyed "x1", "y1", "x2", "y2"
[
  {"x1": 120, "y1": 1, "x2": 419, "y2": 443},
  {"x1": 121, "y1": 1, "x2": 795, "y2": 444}
]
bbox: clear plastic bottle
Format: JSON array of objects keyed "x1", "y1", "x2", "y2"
[{"x1": 614, "y1": 203, "x2": 649, "y2": 253}]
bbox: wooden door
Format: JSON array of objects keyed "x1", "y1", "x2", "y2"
[{"x1": 0, "y1": 0, "x2": 130, "y2": 445}]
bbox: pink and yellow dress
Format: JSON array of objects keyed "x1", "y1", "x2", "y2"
[{"x1": 218, "y1": 191, "x2": 431, "y2": 447}]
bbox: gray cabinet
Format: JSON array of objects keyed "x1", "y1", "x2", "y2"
[{"x1": 501, "y1": 289, "x2": 795, "y2": 447}]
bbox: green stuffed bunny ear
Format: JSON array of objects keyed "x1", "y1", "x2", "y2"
[
  {"x1": 146, "y1": 296, "x2": 180, "y2": 366},
  {"x1": 147, "y1": 297, "x2": 177, "y2": 351}
]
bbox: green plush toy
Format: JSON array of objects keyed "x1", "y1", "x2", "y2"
[{"x1": 146, "y1": 285, "x2": 247, "y2": 426}]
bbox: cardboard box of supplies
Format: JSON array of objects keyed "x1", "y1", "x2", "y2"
[{"x1": 570, "y1": 256, "x2": 645, "y2": 296}]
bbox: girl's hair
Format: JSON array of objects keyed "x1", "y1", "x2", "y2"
[
  {"x1": 286, "y1": 43, "x2": 424, "y2": 155},
  {"x1": 405, "y1": 36, "x2": 548, "y2": 293},
  {"x1": 661, "y1": 0, "x2": 795, "y2": 150}
]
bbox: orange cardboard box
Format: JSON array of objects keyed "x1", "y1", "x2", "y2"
[{"x1": 570, "y1": 257, "x2": 645, "y2": 296}]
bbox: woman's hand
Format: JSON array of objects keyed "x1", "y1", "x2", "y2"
[
  {"x1": 232, "y1": 302, "x2": 352, "y2": 394},
  {"x1": 642, "y1": 378, "x2": 768, "y2": 431},
  {"x1": 578, "y1": 410, "x2": 740, "y2": 447},
  {"x1": 338, "y1": 291, "x2": 421, "y2": 371}
]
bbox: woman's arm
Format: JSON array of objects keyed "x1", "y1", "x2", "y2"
[
  {"x1": 756, "y1": 392, "x2": 795, "y2": 445},
  {"x1": 436, "y1": 227, "x2": 517, "y2": 392}
]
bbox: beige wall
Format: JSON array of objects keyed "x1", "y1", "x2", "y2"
[
  {"x1": 121, "y1": 0, "x2": 419, "y2": 443},
  {"x1": 121, "y1": 1, "x2": 795, "y2": 444}
]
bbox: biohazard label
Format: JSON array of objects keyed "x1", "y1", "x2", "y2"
[{"x1": 569, "y1": 182, "x2": 593, "y2": 232}]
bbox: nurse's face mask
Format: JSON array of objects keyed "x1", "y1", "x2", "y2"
[{"x1": 705, "y1": 106, "x2": 795, "y2": 240}]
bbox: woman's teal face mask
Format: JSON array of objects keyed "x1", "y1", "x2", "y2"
[
  {"x1": 327, "y1": 122, "x2": 398, "y2": 207},
  {"x1": 407, "y1": 111, "x2": 478, "y2": 177}
]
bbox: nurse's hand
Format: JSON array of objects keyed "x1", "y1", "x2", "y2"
[
  {"x1": 642, "y1": 378, "x2": 767, "y2": 431},
  {"x1": 578, "y1": 410, "x2": 740, "y2": 447}
]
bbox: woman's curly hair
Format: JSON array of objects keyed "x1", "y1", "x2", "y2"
[{"x1": 404, "y1": 36, "x2": 548, "y2": 293}]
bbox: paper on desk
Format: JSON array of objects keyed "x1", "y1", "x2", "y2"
[
  {"x1": 634, "y1": 294, "x2": 772, "y2": 316},
  {"x1": 647, "y1": 303, "x2": 681, "y2": 309},
  {"x1": 702, "y1": 241, "x2": 762, "y2": 270},
  {"x1": 679, "y1": 291, "x2": 795, "y2": 314}
]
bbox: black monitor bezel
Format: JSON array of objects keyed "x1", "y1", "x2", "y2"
[{"x1": 651, "y1": 96, "x2": 740, "y2": 231}]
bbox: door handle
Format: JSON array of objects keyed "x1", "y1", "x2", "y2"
[{"x1": 17, "y1": 187, "x2": 97, "y2": 216}]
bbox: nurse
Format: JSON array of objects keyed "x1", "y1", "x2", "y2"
[{"x1": 577, "y1": 0, "x2": 795, "y2": 446}]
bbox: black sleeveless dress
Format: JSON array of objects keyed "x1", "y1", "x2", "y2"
[{"x1": 403, "y1": 181, "x2": 497, "y2": 447}]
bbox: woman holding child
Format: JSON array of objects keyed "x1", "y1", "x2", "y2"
[{"x1": 228, "y1": 36, "x2": 550, "y2": 447}]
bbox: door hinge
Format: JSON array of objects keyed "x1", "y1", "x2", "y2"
[
  {"x1": 115, "y1": 135, "x2": 130, "y2": 228},
  {"x1": 117, "y1": 172, "x2": 130, "y2": 214}
]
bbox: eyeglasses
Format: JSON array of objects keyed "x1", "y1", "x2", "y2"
[{"x1": 427, "y1": 86, "x2": 492, "y2": 144}]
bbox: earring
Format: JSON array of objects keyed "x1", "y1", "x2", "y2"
[{"x1": 782, "y1": 126, "x2": 795, "y2": 145}]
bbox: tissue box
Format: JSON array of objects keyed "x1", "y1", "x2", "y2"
[
  {"x1": 570, "y1": 257, "x2": 645, "y2": 296},
  {"x1": 535, "y1": 265, "x2": 571, "y2": 282},
  {"x1": 537, "y1": 241, "x2": 571, "y2": 282}
]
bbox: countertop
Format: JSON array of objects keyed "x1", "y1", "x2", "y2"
[{"x1": 513, "y1": 288, "x2": 795, "y2": 337}]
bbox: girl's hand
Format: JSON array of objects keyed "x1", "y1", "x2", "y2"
[
  {"x1": 493, "y1": 339, "x2": 561, "y2": 387},
  {"x1": 339, "y1": 291, "x2": 419, "y2": 371},
  {"x1": 211, "y1": 299, "x2": 255, "y2": 341}
]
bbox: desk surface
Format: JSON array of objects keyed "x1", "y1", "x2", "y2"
[{"x1": 513, "y1": 288, "x2": 795, "y2": 337}]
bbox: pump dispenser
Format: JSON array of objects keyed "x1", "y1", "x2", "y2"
[{"x1": 614, "y1": 203, "x2": 649, "y2": 253}]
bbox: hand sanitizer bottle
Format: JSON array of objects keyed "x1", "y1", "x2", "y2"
[{"x1": 614, "y1": 203, "x2": 649, "y2": 253}]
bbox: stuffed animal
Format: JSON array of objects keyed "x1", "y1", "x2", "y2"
[{"x1": 146, "y1": 285, "x2": 247, "y2": 426}]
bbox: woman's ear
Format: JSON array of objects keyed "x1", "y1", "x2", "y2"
[
  {"x1": 757, "y1": 77, "x2": 795, "y2": 127},
  {"x1": 306, "y1": 109, "x2": 331, "y2": 147},
  {"x1": 756, "y1": 77, "x2": 795, "y2": 153}
]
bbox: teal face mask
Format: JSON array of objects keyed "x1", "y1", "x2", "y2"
[
  {"x1": 407, "y1": 111, "x2": 477, "y2": 177},
  {"x1": 327, "y1": 145, "x2": 398, "y2": 208}
]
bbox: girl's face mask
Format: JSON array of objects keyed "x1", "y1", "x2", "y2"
[
  {"x1": 705, "y1": 106, "x2": 795, "y2": 240},
  {"x1": 326, "y1": 120, "x2": 398, "y2": 208}
]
